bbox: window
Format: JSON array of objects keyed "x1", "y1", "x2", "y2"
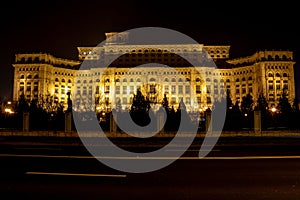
[
  {"x1": 150, "y1": 85, "x2": 156, "y2": 93},
  {"x1": 123, "y1": 86, "x2": 127, "y2": 94},
  {"x1": 130, "y1": 86, "x2": 134, "y2": 94},
  {"x1": 105, "y1": 86, "x2": 110, "y2": 93},
  {"x1": 269, "y1": 85, "x2": 274, "y2": 90},
  {"x1": 206, "y1": 97, "x2": 211, "y2": 103},
  {"x1": 171, "y1": 85, "x2": 176, "y2": 94},
  {"x1": 186, "y1": 97, "x2": 190, "y2": 104},
  {"x1": 122, "y1": 97, "x2": 127, "y2": 104},
  {"x1": 171, "y1": 97, "x2": 176, "y2": 104},
  {"x1": 206, "y1": 85, "x2": 211, "y2": 93},
  {"x1": 115, "y1": 86, "x2": 120, "y2": 94},
  {"x1": 164, "y1": 86, "x2": 169, "y2": 94},
  {"x1": 178, "y1": 85, "x2": 183, "y2": 94},
  {"x1": 197, "y1": 97, "x2": 201, "y2": 103},
  {"x1": 185, "y1": 85, "x2": 190, "y2": 94}
]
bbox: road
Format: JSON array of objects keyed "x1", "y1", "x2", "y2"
[{"x1": 1, "y1": 136, "x2": 300, "y2": 200}]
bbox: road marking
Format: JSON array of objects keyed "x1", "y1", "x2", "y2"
[
  {"x1": 2, "y1": 154, "x2": 300, "y2": 160},
  {"x1": 15, "y1": 147, "x2": 62, "y2": 151},
  {"x1": 26, "y1": 171, "x2": 126, "y2": 178},
  {"x1": 166, "y1": 149, "x2": 220, "y2": 152}
]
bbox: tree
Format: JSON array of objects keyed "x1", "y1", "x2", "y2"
[
  {"x1": 162, "y1": 93, "x2": 169, "y2": 111},
  {"x1": 130, "y1": 89, "x2": 151, "y2": 127},
  {"x1": 277, "y1": 91, "x2": 292, "y2": 128},
  {"x1": 277, "y1": 92, "x2": 292, "y2": 115},
  {"x1": 240, "y1": 94, "x2": 254, "y2": 129},
  {"x1": 241, "y1": 93, "x2": 254, "y2": 115},
  {"x1": 255, "y1": 94, "x2": 270, "y2": 130},
  {"x1": 256, "y1": 94, "x2": 268, "y2": 112}
]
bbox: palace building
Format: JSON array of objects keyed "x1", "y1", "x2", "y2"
[{"x1": 12, "y1": 32, "x2": 296, "y2": 112}]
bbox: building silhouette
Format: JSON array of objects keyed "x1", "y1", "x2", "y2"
[{"x1": 12, "y1": 32, "x2": 296, "y2": 112}]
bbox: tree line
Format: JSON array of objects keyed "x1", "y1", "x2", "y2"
[{"x1": 1, "y1": 89, "x2": 300, "y2": 132}]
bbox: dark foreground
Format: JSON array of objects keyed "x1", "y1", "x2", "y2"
[{"x1": 1, "y1": 135, "x2": 300, "y2": 200}]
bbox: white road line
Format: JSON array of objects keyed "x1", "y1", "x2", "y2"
[
  {"x1": 2, "y1": 154, "x2": 300, "y2": 160},
  {"x1": 166, "y1": 149, "x2": 220, "y2": 152},
  {"x1": 26, "y1": 171, "x2": 126, "y2": 178},
  {"x1": 15, "y1": 147, "x2": 62, "y2": 151}
]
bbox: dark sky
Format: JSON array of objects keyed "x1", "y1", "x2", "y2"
[{"x1": 1, "y1": 0, "x2": 299, "y2": 101}]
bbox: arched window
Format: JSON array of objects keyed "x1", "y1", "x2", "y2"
[
  {"x1": 115, "y1": 78, "x2": 120, "y2": 82},
  {"x1": 136, "y1": 78, "x2": 141, "y2": 82},
  {"x1": 283, "y1": 73, "x2": 288, "y2": 77},
  {"x1": 178, "y1": 78, "x2": 183, "y2": 82},
  {"x1": 122, "y1": 78, "x2": 127, "y2": 82},
  {"x1": 20, "y1": 75, "x2": 25, "y2": 79},
  {"x1": 242, "y1": 77, "x2": 246, "y2": 81},
  {"x1": 27, "y1": 74, "x2": 32, "y2": 79},
  {"x1": 34, "y1": 74, "x2": 39, "y2": 79},
  {"x1": 214, "y1": 79, "x2": 218, "y2": 83},
  {"x1": 164, "y1": 78, "x2": 169, "y2": 82},
  {"x1": 77, "y1": 80, "x2": 81, "y2": 83},
  {"x1": 149, "y1": 78, "x2": 156, "y2": 82},
  {"x1": 55, "y1": 78, "x2": 59, "y2": 82},
  {"x1": 171, "y1": 78, "x2": 176, "y2": 82},
  {"x1": 235, "y1": 78, "x2": 239, "y2": 82},
  {"x1": 61, "y1": 79, "x2": 65, "y2": 83},
  {"x1": 268, "y1": 73, "x2": 273, "y2": 77},
  {"x1": 248, "y1": 76, "x2": 252, "y2": 80},
  {"x1": 275, "y1": 73, "x2": 281, "y2": 77},
  {"x1": 206, "y1": 78, "x2": 210, "y2": 82},
  {"x1": 68, "y1": 79, "x2": 72, "y2": 83},
  {"x1": 196, "y1": 78, "x2": 201, "y2": 82},
  {"x1": 226, "y1": 79, "x2": 230, "y2": 82},
  {"x1": 130, "y1": 78, "x2": 134, "y2": 82}
]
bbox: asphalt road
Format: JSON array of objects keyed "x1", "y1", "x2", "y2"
[{"x1": 1, "y1": 136, "x2": 300, "y2": 200}]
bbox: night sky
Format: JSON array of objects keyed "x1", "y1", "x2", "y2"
[{"x1": 1, "y1": 0, "x2": 299, "y2": 101}]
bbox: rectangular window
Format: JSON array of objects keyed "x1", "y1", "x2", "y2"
[
  {"x1": 130, "y1": 86, "x2": 134, "y2": 94},
  {"x1": 123, "y1": 86, "x2": 127, "y2": 94},
  {"x1": 196, "y1": 85, "x2": 201, "y2": 93},
  {"x1": 115, "y1": 86, "x2": 120, "y2": 94},
  {"x1": 249, "y1": 87, "x2": 253, "y2": 93},
  {"x1": 150, "y1": 85, "x2": 156, "y2": 93},
  {"x1": 164, "y1": 85, "x2": 169, "y2": 94},
  {"x1": 185, "y1": 85, "x2": 190, "y2": 94},
  {"x1": 206, "y1": 85, "x2": 211, "y2": 93},
  {"x1": 171, "y1": 97, "x2": 176, "y2": 104},
  {"x1": 178, "y1": 85, "x2": 183, "y2": 94},
  {"x1": 276, "y1": 85, "x2": 280, "y2": 90},
  {"x1": 207, "y1": 97, "x2": 211, "y2": 103},
  {"x1": 122, "y1": 97, "x2": 127, "y2": 104},
  {"x1": 171, "y1": 85, "x2": 176, "y2": 94},
  {"x1": 105, "y1": 86, "x2": 110, "y2": 93},
  {"x1": 186, "y1": 97, "x2": 190, "y2": 104}
]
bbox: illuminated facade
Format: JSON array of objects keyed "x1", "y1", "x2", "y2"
[{"x1": 12, "y1": 32, "x2": 296, "y2": 112}]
